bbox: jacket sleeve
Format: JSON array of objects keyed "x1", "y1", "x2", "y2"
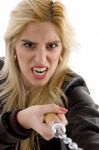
[
  {"x1": 0, "y1": 113, "x2": 20, "y2": 149},
  {"x1": 0, "y1": 109, "x2": 32, "y2": 149},
  {"x1": 0, "y1": 58, "x2": 4, "y2": 70},
  {"x1": 0, "y1": 58, "x2": 32, "y2": 148},
  {"x1": 63, "y1": 74, "x2": 99, "y2": 150}
]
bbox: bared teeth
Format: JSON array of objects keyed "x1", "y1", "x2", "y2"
[
  {"x1": 32, "y1": 67, "x2": 47, "y2": 75},
  {"x1": 34, "y1": 68, "x2": 47, "y2": 73}
]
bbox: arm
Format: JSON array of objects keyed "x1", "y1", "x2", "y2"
[
  {"x1": 64, "y1": 75, "x2": 99, "y2": 150},
  {"x1": 0, "y1": 58, "x2": 4, "y2": 70},
  {"x1": 0, "y1": 110, "x2": 32, "y2": 149},
  {"x1": 0, "y1": 104, "x2": 67, "y2": 149},
  {"x1": 0, "y1": 59, "x2": 32, "y2": 148}
]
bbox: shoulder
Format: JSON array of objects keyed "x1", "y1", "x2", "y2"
[
  {"x1": 0, "y1": 58, "x2": 5, "y2": 85},
  {"x1": 0, "y1": 58, "x2": 4, "y2": 70},
  {"x1": 61, "y1": 70, "x2": 98, "y2": 109},
  {"x1": 61, "y1": 70, "x2": 90, "y2": 96}
]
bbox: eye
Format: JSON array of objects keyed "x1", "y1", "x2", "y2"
[
  {"x1": 46, "y1": 43, "x2": 58, "y2": 50},
  {"x1": 23, "y1": 42, "x2": 36, "y2": 49}
]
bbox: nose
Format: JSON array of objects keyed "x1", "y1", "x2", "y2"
[{"x1": 34, "y1": 48, "x2": 47, "y2": 64}]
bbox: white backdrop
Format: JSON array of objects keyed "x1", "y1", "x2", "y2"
[{"x1": 0, "y1": 0, "x2": 99, "y2": 104}]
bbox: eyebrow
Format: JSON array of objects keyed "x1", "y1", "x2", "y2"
[
  {"x1": 20, "y1": 39, "x2": 61, "y2": 44},
  {"x1": 21, "y1": 39, "x2": 37, "y2": 44}
]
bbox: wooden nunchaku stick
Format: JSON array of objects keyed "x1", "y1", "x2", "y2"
[{"x1": 45, "y1": 113, "x2": 83, "y2": 150}]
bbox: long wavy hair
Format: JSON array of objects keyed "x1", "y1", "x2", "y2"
[{"x1": 0, "y1": 0, "x2": 74, "y2": 149}]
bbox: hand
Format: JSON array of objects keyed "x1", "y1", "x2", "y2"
[{"x1": 17, "y1": 104, "x2": 68, "y2": 140}]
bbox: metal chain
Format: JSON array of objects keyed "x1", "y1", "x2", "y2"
[{"x1": 51, "y1": 122, "x2": 83, "y2": 150}]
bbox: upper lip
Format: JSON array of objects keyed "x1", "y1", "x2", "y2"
[{"x1": 33, "y1": 65, "x2": 48, "y2": 68}]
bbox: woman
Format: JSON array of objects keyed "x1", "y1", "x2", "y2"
[{"x1": 0, "y1": 0, "x2": 99, "y2": 149}]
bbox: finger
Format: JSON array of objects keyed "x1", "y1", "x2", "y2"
[{"x1": 40, "y1": 104, "x2": 68, "y2": 114}]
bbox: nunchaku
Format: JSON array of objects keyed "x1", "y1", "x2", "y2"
[{"x1": 45, "y1": 113, "x2": 83, "y2": 150}]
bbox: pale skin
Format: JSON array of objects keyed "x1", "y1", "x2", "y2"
[
  {"x1": 17, "y1": 104, "x2": 68, "y2": 140},
  {"x1": 15, "y1": 22, "x2": 68, "y2": 140}
]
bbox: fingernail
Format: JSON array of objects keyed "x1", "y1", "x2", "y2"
[{"x1": 60, "y1": 107, "x2": 68, "y2": 112}]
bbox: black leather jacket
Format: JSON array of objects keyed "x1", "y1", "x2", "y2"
[{"x1": 0, "y1": 58, "x2": 99, "y2": 150}]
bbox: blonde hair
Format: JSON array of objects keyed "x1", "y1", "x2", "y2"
[{"x1": 0, "y1": 0, "x2": 74, "y2": 149}]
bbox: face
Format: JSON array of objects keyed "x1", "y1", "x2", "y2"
[{"x1": 15, "y1": 22, "x2": 62, "y2": 89}]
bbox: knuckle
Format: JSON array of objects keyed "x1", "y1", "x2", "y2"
[
  {"x1": 50, "y1": 104, "x2": 57, "y2": 109},
  {"x1": 42, "y1": 132, "x2": 53, "y2": 141},
  {"x1": 40, "y1": 127, "x2": 53, "y2": 140},
  {"x1": 44, "y1": 136, "x2": 52, "y2": 141}
]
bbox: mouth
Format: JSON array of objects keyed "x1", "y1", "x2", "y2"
[{"x1": 31, "y1": 66, "x2": 48, "y2": 78}]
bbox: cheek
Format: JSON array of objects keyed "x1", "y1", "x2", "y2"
[
  {"x1": 51, "y1": 52, "x2": 61, "y2": 67},
  {"x1": 53, "y1": 51, "x2": 61, "y2": 61},
  {"x1": 17, "y1": 50, "x2": 26, "y2": 60},
  {"x1": 16, "y1": 50, "x2": 29, "y2": 70},
  {"x1": 16, "y1": 45, "x2": 29, "y2": 61}
]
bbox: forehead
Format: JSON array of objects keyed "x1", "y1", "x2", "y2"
[{"x1": 19, "y1": 22, "x2": 61, "y2": 41}]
